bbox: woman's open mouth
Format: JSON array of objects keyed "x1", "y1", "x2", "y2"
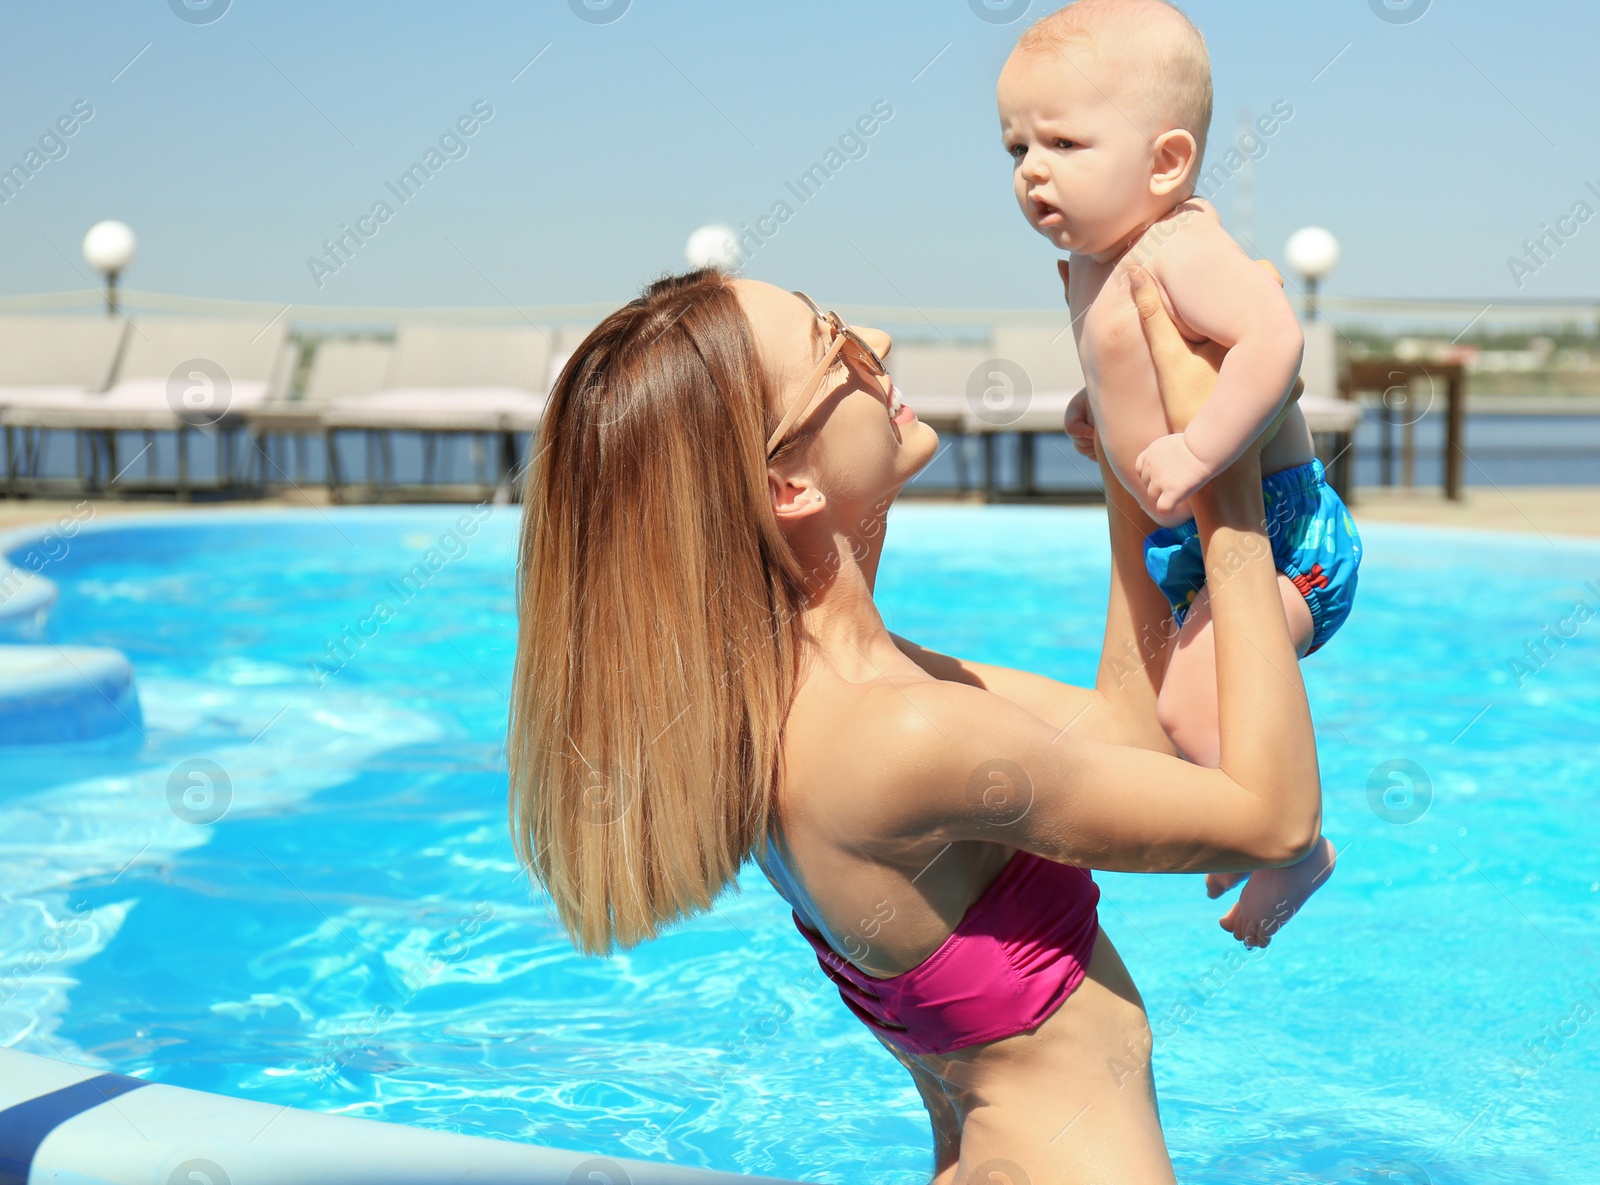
[{"x1": 888, "y1": 384, "x2": 915, "y2": 425}]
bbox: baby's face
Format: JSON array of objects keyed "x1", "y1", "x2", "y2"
[{"x1": 997, "y1": 48, "x2": 1162, "y2": 260}]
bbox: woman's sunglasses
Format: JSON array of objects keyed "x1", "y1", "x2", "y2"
[{"x1": 765, "y1": 291, "x2": 892, "y2": 458}]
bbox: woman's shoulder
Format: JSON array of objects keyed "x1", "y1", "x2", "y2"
[
  {"x1": 783, "y1": 658, "x2": 1059, "y2": 853},
  {"x1": 890, "y1": 633, "x2": 1101, "y2": 738},
  {"x1": 795, "y1": 641, "x2": 1054, "y2": 764}
]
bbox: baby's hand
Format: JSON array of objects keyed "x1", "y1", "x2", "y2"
[
  {"x1": 1063, "y1": 388, "x2": 1096, "y2": 460},
  {"x1": 1135, "y1": 433, "x2": 1212, "y2": 514}
]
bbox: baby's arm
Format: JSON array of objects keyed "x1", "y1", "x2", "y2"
[{"x1": 1135, "y1": 208, "x2": 1304, "y2": 513}]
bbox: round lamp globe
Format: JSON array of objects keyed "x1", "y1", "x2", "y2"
[
  {"x1": 685, "y1": 224, "x2": 741, "y2": 272},
  {"x1": 83, "y1": 221, "x2": 138, "y2": 275},
  {"x1": 1286, "y1": 226, "x2": 1339, "y2": 282}
]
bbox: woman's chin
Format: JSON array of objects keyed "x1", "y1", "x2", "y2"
[{"x1": 899, "y1": 422, "x2": 942, "y2": 481}]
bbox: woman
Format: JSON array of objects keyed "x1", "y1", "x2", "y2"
[{"x1": 508, "y1": 263, "x2": 1319, "y2": 1183}]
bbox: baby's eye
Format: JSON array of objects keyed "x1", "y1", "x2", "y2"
[
  {"x1": 1006, "y1": 143, "x2": 1027, "y2": 161},
  {"x1": 1054, "y1": 137, "x2": 1077, "y2": 150}
]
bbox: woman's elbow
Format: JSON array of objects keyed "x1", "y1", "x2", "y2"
[
  {"x1": 1265, "y1": 810, "x2": 1322, "y2": 867},
  {"x1": 1235, "y1": 799, "x2": 1321, "y2": 868}
]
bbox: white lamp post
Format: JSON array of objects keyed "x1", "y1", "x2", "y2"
[
  {"x1": 82, "y1": 221, "x2": 137, "y2": 317},
  {"x1": 685, "y1": 224, "x2": 741, "y2": 272},
  {"x1": 1285, "y1": 226, "x2": 1339, "y2": 321}
]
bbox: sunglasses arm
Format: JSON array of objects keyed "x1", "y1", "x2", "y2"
[{"x1": 764, "y1": 333, "x2": 847, "y2": 456}]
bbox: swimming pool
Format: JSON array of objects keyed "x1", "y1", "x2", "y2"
[{"x1": 2, "y1": 504, "x2": 1596, "y2": 1183}]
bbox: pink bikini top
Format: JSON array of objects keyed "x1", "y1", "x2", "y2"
[{"x1": 791, "y1": 849, "x2": 1100, "y2": 1057}]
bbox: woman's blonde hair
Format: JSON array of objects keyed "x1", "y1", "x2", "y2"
[{"x1": 509, "y1": 268, "x2": 811, "y2": 957}]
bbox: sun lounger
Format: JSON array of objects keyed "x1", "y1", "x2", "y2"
[
  {"x1": 896, "y1": 325, "x2": 1086, "y2": 496},
  {"x1": 246, "y1": 337, "x2": 392, "y2": 491},
  {"x1": 318, "y1": 324, "x2": 552, "y2": 500},
  {"x1": 0, "y1": 315, "x2": 129, "y2": 491},
  {"x1": 2, "y1": 316, "x2": 292, "y2": 496},
  {"x1": 941, "y1": 324, "x2": 1088, "y2": 497},
  {"x1": 875, "y1": 340, "x2": 987, "y2": 491}
]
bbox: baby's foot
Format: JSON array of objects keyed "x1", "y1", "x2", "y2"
[
  {"x1": 1218, "y1": 837, "x2": 1337, "y2": 949},
  {"x1": 1205, "y1": 871, "x2": 1248, "y2": 899}
]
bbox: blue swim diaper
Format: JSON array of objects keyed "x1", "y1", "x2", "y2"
[{"x1": 1141, "y1": 458, "x2": 1361, "y2": 654}]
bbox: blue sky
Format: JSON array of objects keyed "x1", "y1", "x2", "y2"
[{"x1": 1, "y1": 0, "x2": 1595, "y2": 315}]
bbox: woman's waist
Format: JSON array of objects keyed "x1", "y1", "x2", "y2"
[{"x1": 905, "y1": 930, "x2": 1150, "y2": 1100}]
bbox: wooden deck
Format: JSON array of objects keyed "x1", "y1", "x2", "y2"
[{"x1": 1, "y1": 485, "x2": 1596, "y2": 539}]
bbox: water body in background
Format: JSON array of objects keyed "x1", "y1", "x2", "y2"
[
  {"x1": 1349, "y1": 411, "x2": 1600, "y2": 488},
  {"x1": 905, "y1": 411, "x2": 1600, "y2": 495}
]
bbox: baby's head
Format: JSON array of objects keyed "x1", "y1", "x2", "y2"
[{"x1": 997, "y1": 0, "x2": 1212, "y2": 258}]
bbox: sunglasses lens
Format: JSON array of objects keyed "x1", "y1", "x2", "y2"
[
  {"x1": 843, "y1": 332, "x2": 889, "y2": 396},
  {"x1": 786, "y1": 294, "x2": 892, "y2": 416}
]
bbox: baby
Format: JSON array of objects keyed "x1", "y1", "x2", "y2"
[{"x1": 996, "y1": 0, "x2": 1360, "y2": 947}]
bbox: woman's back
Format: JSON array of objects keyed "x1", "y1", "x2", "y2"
[{"x1": 760, "y1": 649, "x2": 1020, "y2": 981}]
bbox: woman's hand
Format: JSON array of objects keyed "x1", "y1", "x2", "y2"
[
  {"x1": 1128, "y1": 260, "x2": 1302, "y2": 440},
  {"x1": 1127, "y1": 267, "x2": 1230, "y2": 438}
]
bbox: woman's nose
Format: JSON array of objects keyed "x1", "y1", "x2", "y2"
[{"x1": 856, "y1": 325, "x2": 892, "y2": 361}]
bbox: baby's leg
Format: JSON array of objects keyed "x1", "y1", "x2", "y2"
[
  {"x1": 1157, "y1": 577, "x2": 1335, "y2": 946},
  {"x1": 1155, "y1": 574, "x2": 1314, "y2": 766}
]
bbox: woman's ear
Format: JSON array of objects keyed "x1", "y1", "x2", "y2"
[
  {"x1": 1150, "y1": 129, "x2": 1199, "y2": 198},
  {"x1": 769, "y1": 470, "x2": 826, "y2": 522}
]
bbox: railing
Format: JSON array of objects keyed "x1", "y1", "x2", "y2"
[
  {"x1": 1344, "y1": 360, "x2": 1469, "y2": 500},
  {"x1": 2, "y1": 287, "x2": 1597, "y2": 328}
]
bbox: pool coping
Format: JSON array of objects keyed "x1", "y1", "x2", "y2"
[
  {"x1": 3, "y1": 500, "x2": 1599, "y2": 543},
  {"x1": 2, "y1": 500, "x2": 1595, "y2": 642}
]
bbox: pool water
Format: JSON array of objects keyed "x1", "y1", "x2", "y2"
[{"x1": 2, "y1": 504, "x2": 1597, "y2": 1184}]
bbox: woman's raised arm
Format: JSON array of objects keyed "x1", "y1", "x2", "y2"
[
  {"x1": 884, "y1": 261, "x2": 1206, "y2": 754},
  {"x1": 871, "y1": 468, "x2": 1319, "y2": 872},
  {"x1": 865, "y1": 270, "x2": 1322, "y2": 874},
  {"x1": 888, "y1": 259, "x2": 1303, "y2": 754}
]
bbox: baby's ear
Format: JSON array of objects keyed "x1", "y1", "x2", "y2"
[{"x1": 1150, "y1": 129, "x2": 1199, "y2": 197}]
